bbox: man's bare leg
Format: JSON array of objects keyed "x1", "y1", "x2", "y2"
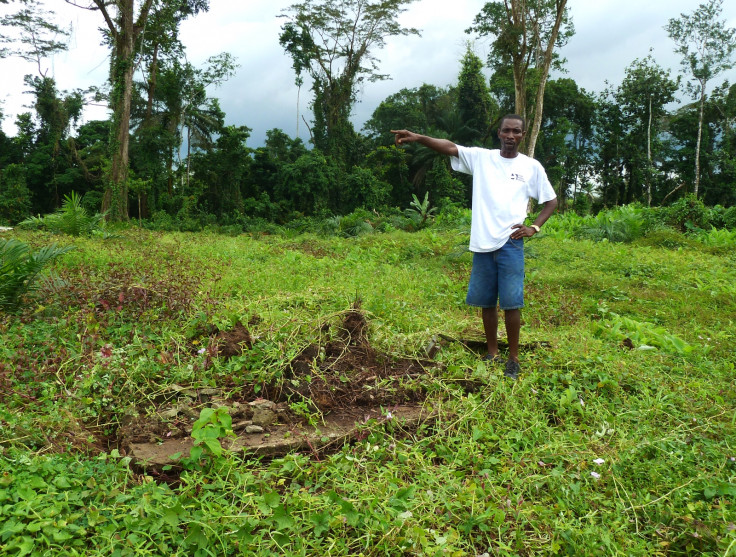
[
  {"x1": 482, "y1": 306, "x2": 499, "y2": 358},
  {"x1": 504, "y1": 308, "x2": 521, "y2": 362}
]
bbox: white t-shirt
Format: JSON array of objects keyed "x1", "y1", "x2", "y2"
[{"x1": 450, "y1": 146, "x2": 557, "y2": 252}]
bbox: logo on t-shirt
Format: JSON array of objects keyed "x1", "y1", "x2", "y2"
[{"x1": 510, "y1": 172, "x2": 526, "y2": 182}]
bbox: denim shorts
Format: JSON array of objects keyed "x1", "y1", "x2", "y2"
[{"x1": 466, "y1": 238, "x2": 525, "y2": 310}]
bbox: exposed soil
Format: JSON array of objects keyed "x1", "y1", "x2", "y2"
[{"x1": 119, "y1": 304, "x2": 439, "y2": 472}]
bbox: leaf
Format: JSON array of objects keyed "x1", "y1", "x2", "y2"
[
  {"x1": 53, "y1": 476, "x2": 71, "y2": 489},
  {"x1": 203, "y1": 438, "x2": 222, "y2": 457},
  {"x1": 273, "y1": 505, "x2": 295, "y2": 530},
  {"x1": 189, "y1": 445, "x2": 203, "y2": 461},
  {"x1": 309, "y1": 511, "x2": 330, "y2": 537},
  {"x1": 263, "y1": 491, "x2": 280, "y2": 508}
]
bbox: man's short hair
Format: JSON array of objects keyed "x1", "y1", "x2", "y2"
[{"x1": 499, "y1": 114, "x2": 526, "y2": 132}]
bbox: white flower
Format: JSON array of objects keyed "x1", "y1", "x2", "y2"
[
  {"x1": 590, "y1": 471, "x2": 601, "y2": 479},
  {"x1": 593, "y1": 458, "x2": 605, "y2": 465},
  {"x1": 385, "y1": 411, "x2": 393, "y2": 420},
  {"x1": 579, "y1": 397, "x2": 585, "y2": 407},
  {"x1": 197, "y1": 347, "x2": 207, "y2": 355}
]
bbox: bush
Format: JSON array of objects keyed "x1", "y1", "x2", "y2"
[
  {"x1": 0, "y1": 238, "x2": 73, "y2": 312},
  {"x1": 721, "y1": 206, "x2": 736, "y2": 231},
  {"x1": 695, "y1": 227, "x2": 736, "y2": 250},
  {"x1": 543, "y1": 211, "x2": 591, "y2": 240},
  {"x1": 578, "y1": 205, "x2": 651, "y2": 243},
  {"x1": 662, "y1": 195, "x2": 711, "y2": 231},
  {"x1": 0, "y1": 164, "x2": 32, "y2": 225},
  {"x1": 17, "y1": 192, "x2": 106, "y2": 237}
]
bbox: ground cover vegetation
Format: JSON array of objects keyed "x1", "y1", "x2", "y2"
[
  {"x1": 1, "y1": 0, "x2": 735, "y2": 553},
  {"x1": 0, "y1": 200, "x2": 735, "y2": 555}
]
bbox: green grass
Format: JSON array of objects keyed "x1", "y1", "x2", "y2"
[{"x1": 0, "y1": 225, "x2": 734, "y2": 556}]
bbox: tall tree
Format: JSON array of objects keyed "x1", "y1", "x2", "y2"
[
  {"x1": 536, "y1": 77, "x2": 595, "y2": 211},
  {"x1": 665, "y1": 0, "x2": 736, "y2": 197},
  {"x1": 456, "y1": 45, "x2": 498, "y2": 145},
  {"x1": 279, "y1": 0, "x2": 420, "y2": 166},
  {"x1": 63, "y1": 0, "x2": 209, "y2": 220},
  {"x1": 616, "y1": 55, "x2": 678, "y2": 205},
  {"x1": 0, "y1": 3, "x2": 69, "y2": 72},
  {"x1": 467, "y1": 0, "x2": 573, "y2": 157}
]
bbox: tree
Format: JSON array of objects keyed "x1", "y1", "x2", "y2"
[
  {"x1": 63, "y1": 0, "x2": 209, "y2": 220},
  {"x1": 536, "y1": 77, "x2": 595, "y2": 211},
  {"x1": 279, "y1": 0, "x2": 420, "y2": 166},
  {"x1": 0, "y1": 2, "x2": 69, "y2": 73},
  {"x1": 467, "y1": 0, "x2": 573, "y2": 157},
  {"x1": 616, "y1": 55, "x2": 678, "y2": 205},
  {"x1": 665, "y1": 0, "x2": 736, "y2": 197},
  {"x1": 456, "y1": 45, "x2": 498, "y2": 145},
  {"x1": 708, "y1": 81, "x2": 736, "y2": 205}
]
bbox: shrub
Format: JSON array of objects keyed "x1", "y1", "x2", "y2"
[
  {"x1": 662, "y1": 195, "x2": 710, "y2": 231},
  {"x1": 0, "y1": 164, "x2": 32, "y2": 225},
  {"x1": 0, "y1": 238, "x2": 73, "y2": 312},
  {"x1": 543, "y1": 211, "x2": 591, "y2": 240},
  {"x1": 695, "y1": 227, "x2": 736, "y2": 250},
  {"x1": 17, "y1": 192, "x2": 106, "y2": 237},
  {"x1": 405, "y1": 192, "x2": 437, "y2": 230},
  {"x1": 578, "y1": 205, "x2": 650, "y2": 243},
  {"x1": 721, "y1": 206, "x2": 736, "y2": 231}
]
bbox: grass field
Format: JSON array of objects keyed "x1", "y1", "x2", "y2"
[{"x1": 1, "y1": 221, "x2": 735, "y2": 556}]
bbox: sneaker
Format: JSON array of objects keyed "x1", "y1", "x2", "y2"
[{"x1": 504, "y1": 359, "x2": 521, "y2": 380}]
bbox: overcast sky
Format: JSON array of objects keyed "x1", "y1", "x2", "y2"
[{"x1": 1, "y1": 0, "x2": 736, "y2": 146}]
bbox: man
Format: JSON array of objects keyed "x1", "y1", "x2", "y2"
[{"x1": 392, "y1": 115, "x2": 557, "y2": 379}]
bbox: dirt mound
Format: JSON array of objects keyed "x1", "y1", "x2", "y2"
[
  {"x1": 117, "y1": 306, "x2": 437, "y2": 470},
  {"x1": 283, "y1": 307, "x2": 430, "y2": 411},
  {"x1": 215, "y1": 321, "x2": 253, "y2": 357}
]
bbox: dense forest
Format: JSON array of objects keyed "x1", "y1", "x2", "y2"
[{"x1": 1, "y1": 0, "x2": 735, "y2": 229}]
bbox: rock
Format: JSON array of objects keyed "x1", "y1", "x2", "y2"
[
  {"x1": 158, "y1": 407, "x2": 180, "y2": 420},
  {"x1": 233, "y1": 420, "x2": 253, "y2": 431},
  {"x1": 245, "y1": 425, "x2": 264, "y2": 434},
  {"x1": 250, "y1": 399, "x2": 277, "y2": 427},
  {"x1": 252, "y1": 408, "x2": 276, "y2": 427}
]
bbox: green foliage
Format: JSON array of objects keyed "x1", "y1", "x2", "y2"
[
  {"x1": 695, "y1": 226, "x2": 736, "y2": 249},
  {"x1": 405, "y1": 192, "x2": 437, "y2": 230},
  {"x1": 340, "y1": 166, "x2": 391, "y2": 211},
  {"x1": 662, "y1": 194, "x2": 712, "y2": 231},
  {"x1": 711, "y1": 204, "x2": 736, "y2": 230},
  {"x1": 456, "y1": 46, "x2": 496, "y2": 144},
  {"x1": 579, "y1": 205, "x2": 650, "y2": 243},
  {"x1": 0, "y1": 164, "x2": 32, "y2": 225},
  {"x1": 593, "y1": 302, "x2": 693, "y2": 355},
  {"x1": 18, "y1": 192, "x2": 107, "y2": 237},
  {"x1": 1, "y1": 221, "x2": 735, "y2": 556},
  {"x1": 0, "y1": 237, "x2": 72, "y2": 311},
  {"x1": 322, "y1": 208, "x2": 376, "y2": 237},
  {"x1": 188, "y1": 407, "x2": 236, "y2": 464}
]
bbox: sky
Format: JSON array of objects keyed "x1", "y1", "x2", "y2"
[{"x1": 1, "y1": 0, "x2": 736, "y2": 146}]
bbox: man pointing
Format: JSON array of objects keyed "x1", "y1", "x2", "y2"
[{"x1": 392, "y1": 114, "x2": 557, "y2": 379}]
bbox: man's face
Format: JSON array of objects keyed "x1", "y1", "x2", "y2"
[{"x1": 497, "y1": 118, "x2": 525, "y2": 155}]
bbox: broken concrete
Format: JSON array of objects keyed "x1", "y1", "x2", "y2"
[{"x1": 126, "y1": 405, "x2": 436, "y2": 470}]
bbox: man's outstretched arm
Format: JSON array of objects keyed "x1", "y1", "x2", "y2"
[{"x1": 391, "y1": 129, "x2": 458, "y2": 157}]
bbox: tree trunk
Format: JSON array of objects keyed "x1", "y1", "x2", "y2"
[
  {"x1": 91, "y1": 0, "x2": 155, "y2": 220},
  {"x1": 145, "y1": 42, "x2": 159, "y2": 123},
  {"x1": 694, "y1": 80, "x2": 705, "y2": 197},
  {"x1": 103, "y1": 30, "x2": 135, "y2": 220},
  {"x1": 647, "y1": 93, "x2": 652, "y2": 206},
  {"x1": 525, "y1": 0, "x2": 568, "y2": 158}
]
